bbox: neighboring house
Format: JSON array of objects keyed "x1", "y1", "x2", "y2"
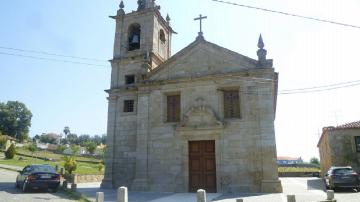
[
  {"x1": 36, "y1": 143, "x2": 49, "y2": 150},
  {"x1": 102, "y1": 0, "x2": 282, "y2": 193},
  {"x1": 317, "y1": 121, "x2": 360, "y2": 176},
  {"x1": 63, "y1": 146, "x2": 88, "y2": 155},
  {"x1": 277, "y1": 157, "x2": 303, "y2": 165}
]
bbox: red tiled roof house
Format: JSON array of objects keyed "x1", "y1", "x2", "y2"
[{"x1": 317, "y1": 121, "x2": 360, "y2": 176}]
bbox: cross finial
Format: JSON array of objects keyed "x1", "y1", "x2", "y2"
[{"x1": 194, "y1": 14, "x2": 207, "y2": 38}]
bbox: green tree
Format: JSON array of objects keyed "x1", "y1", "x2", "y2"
[
  {"x1": 70, "y1": 144, "x2": 80, "y2": 156},
  {"x1": 0, "y1": 101, "x2": 32, "y2": 142},
  {"x1": 57, "y1": 145, "x2": 66, "y2": 153},
  {"x1": 63, "y1": 126, "x2": 70, "y2": 139},
  {"x1": 39, "y1": 133, "x2": 58, "y2": 144},
  {"x1": 66, "y1": 134, "x2": 79, "y2": 145},
  {"x1": 62, "y1": 156, "x2": 77, "y2": 174},
  {"x1": 5, "y1": 143, "x2": 16, "y2": 159},
  {"x1": 92, "y1": 135, "x2": 102, "y2": 145},
  {"x1": 310, "y1": 157, "x2": 320, "y2": 165},
  {"x1": 85, "y1": 142, "x2": 97, "y2": 154},
  {"x1": 27, "y1": 143, "x2": 37, "y2": 158},
  {"x1": 79, "y1": 134, "x2": 91, "y2": 146}
]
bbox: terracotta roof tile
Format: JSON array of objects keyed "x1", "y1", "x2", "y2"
[{"x1": 335, "y1": 120, "x2": 360, "y2": 129}]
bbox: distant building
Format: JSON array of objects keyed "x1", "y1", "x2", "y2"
[
  {"x1": 317, "y1": 121, "x2": 360, "y2": 176},
  {"x1": 277, "y1": 156, "x2": 303, "y2": 165}
]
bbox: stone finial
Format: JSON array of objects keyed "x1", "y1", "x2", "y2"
[
  {"x1": 256, "y1": 34, "x2": 267, "y2": 67},
  {"x1": 166, "y1": 14, "x2": 171, "y2": 23},
  {"x1": 258, "y1": 34, "x2": 264, "y2": 49},
  {"x1": 117, "y1": 0, "x2": 125, "y2": 15},
  {"x1": 120, "y1": 0, "x2": 124, "y2": 9},
  {"x1": 138, "y1": 0, "x2": 156, "y2": 11}
]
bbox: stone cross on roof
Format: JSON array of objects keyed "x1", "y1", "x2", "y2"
[{"x1": 194, "y1": 14, "x2": 207, "y2": 38}]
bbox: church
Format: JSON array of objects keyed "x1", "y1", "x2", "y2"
[{"x1": 101, "y1": 0, "x2": 282, "y2": 193}]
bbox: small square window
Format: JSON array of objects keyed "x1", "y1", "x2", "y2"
[
  {"x1": 125, "y1": 75, "x2": 135, "y2": 85},
  {"x1": 124, "y1": 100, "x2": 134, "y2": 113},
  {"x1": 355, "y1": 136, "x2": 360, "y2": 152}
]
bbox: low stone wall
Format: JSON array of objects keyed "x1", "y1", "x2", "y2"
[
  {"x1": 279, "y1": 172, "x2": 320, "y2": 177},
  {"x1": 75, "y1": 174, "x2": 104, "y2": 183}
]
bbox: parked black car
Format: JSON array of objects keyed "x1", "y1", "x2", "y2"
[
  {"x1": 324, "y1": 166, "x2": 359, "y2": 191},
  {"x1": 15, "y1": 164, "x2": 60, "y2": 192}
]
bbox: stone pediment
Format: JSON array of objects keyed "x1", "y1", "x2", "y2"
[
  {"x1": 149, "y1": 38, "x2": 262, "y2": 81},
  {"x1": 177, "y1": 98, "x2": 223, "y2": 131}
]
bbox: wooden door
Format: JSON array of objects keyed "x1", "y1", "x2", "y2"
[{"x1": 189, "y1": 140, "x2": 216, "y2": 193}]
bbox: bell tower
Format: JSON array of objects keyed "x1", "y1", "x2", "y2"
[{"x1": 109, "y1": 0, "x2": 175, "y2": 88}]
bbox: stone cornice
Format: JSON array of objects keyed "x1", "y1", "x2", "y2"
[
  {"x1": 109, "y1": 7, "x2": 175, "y2": 34},
  {"x1": 139, "y1": 69, "x2": 277, "y2": 87}
]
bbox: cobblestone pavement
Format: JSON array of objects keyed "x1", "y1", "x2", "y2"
[
  {"x1": 0, "y1": 168, "x2": 76, "y2": 202},
  {"x1": 77, "y1": 178, "x2": 360, "y2": 202}
]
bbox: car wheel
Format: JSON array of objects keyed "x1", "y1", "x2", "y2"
[{"x1": 22, "y1": 182, "x2": 29, "y2": 192}]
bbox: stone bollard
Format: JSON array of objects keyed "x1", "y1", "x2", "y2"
[
  {"x1": 117, "y1": 186, "x2": 128, "y2": 202},
  {"x1": 96, "y1": 192, "x2": 104, "y2": 202},
  {"x1": 236, "y1": 199, "x2": 244, "y2": 202},
  {"x1": 327, "y1": 190, "x2": 334, "y2": 200},
  {"x1": 287, "y1": 195, "x2": 296, "y2": 202},
  {"x1": 63, "y1": 181, "x2": 67, "y2": 190},
  {"x1": 71, "y1": 183, "x2": 77, "y2": 191},
  {"x1": 197, "y1": 189, "x2": 206, "y2": 202}
]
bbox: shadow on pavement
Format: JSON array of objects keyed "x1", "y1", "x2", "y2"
[
  {"x1": 77, "y1": 187, "x2": 175, "y2": 202},
  {"x1": 333, "y1": 188, "x2": 359, "y2": 194},
  {"x1": 307, "y1": 178, "x2": 326, "y2": 191},
  {"x1": 212, "y1": 193, "x2": 271, "y2": 201}
]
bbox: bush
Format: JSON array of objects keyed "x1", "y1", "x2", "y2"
[
  {"x1": 98, "y1": 162, "x2": 104, "y2": 171},
  {"x1": 5, "y1": 143, "x2": 16, "y2": 159},
  {"x1": 0, "y1": 136, "x2": 7, "y2": 149},
  {"x1": 63, "y1": 156, "x2": 77, "y2": 174},
  {"x1": 57, "y1": 145, "x2": 66, "y2": 153},
  {"x1": 27, "y1": 143, "x2": 37, "y2": 153},
  {"x1": 85, "y1": 142, "x2": 97, "y2": 155}
]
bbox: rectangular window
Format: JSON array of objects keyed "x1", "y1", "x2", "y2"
[
  {"x1": 125, "y1": 75, "x2": 135, "y2": 85},
  {"x1": 223, "y1": 90, "x2": 240, "y2": 118},
  {"x1": 355, "y1": 136, "x2": 360, "y2": 152},
  {"x1": 123, "y1": 100, "x2": 134, "y2": 113},
  {"x1": 167, "y1": 94, "x2": 180, "y2": 122}
]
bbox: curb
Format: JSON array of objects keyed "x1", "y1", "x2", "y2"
[{"x1": 0, "y1": 165, "x2": 22, "y2": 172}]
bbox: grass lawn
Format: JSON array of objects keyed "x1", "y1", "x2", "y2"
[
  {"x1": 278, "y1": 167, "x2": 320, "y2": 173},
  {"x1": 16, "y1": 148, "x2": 101, "y2": 163},
  {"x1": 0, "y1": 155, "x2": 104, "y2": 175}
]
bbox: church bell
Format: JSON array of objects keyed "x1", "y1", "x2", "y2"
[{"x1": 130, "y1": 34, "x2": 140, "y2": 45}]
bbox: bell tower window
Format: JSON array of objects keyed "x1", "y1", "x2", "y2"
[
  {"x1": 128, "y1": 24, "x2": 141, "y2": 51},
  {"x1": 159, "y1": 29, "x2": 166, "y2": 43}
]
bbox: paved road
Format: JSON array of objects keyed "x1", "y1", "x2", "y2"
[
  {"x1": 0, "y1": 168, "x2": 76, "y2": 202},
  {"x1": 77, "y1": 178, "x2": 360, "y2": 202}
]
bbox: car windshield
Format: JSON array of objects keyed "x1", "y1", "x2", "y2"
[
  {"x1": 333, "y1": 168, "x2": 354, "y2": 175},
  {"x1": 31, "y1": 165, "x2": 56, "y2": 173}
]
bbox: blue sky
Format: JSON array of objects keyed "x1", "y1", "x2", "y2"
[{"x1": 1, "y1": 0, "x2": 360, "y2": 161}]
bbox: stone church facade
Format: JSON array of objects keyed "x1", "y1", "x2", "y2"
[{"x1": 101, "y1": 0, "x2": 282, "y2": 193}]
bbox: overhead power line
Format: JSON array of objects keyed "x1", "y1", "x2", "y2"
[
  {"x1": 0, "y1": 46, "x2": 107, "y2": 62},
  {"x1": 280, "y1": 79, "x2": 360, "y2": 93},
  {"x1": 212, "y1": 0, "x2": 360, "y2": 29},
  {"x1": 279, "y1": 82, "x2": 360, "y2": 94},
  {"x1": 0, "y1": 52, "x2": 109, "y2": 67}
]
